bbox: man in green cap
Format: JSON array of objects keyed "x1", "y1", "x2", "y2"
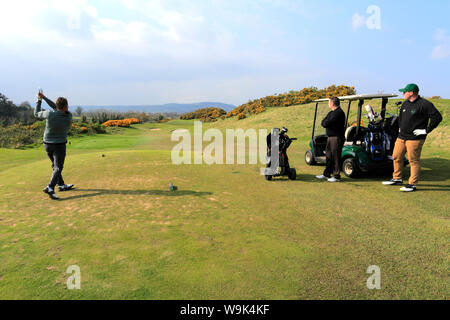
[{"x1": 382, "y1": 84, "x2": 442, "y2": 192}]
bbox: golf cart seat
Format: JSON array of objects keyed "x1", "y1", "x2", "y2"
[
  {"x1": 313, "y1": 135, "x2": 328, "y2": 156},
  {"x1": 345, "y1": 126, "x2": 365, "y2": 145}
]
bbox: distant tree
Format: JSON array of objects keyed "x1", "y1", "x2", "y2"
[
  {"x1": 75, "y1": 106, "x2": 83, "y2": 116},
  {"x1": 0, "y1": 94, "x2": 35, "y2": 125},
  {"x1": 0, "y1": 93, "x2": 16, "y2": 119},
  {"x1": 431, "y1": 96, "x2": 442, "y2": 99},
  {"x1": 19, "y1": 101, "x2": 31, "y2": 109}
]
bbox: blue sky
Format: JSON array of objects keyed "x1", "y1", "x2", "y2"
[{"x1": 0, "y1": 0, "x2": 449, "y2": 106}]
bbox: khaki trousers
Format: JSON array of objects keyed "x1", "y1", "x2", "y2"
[{"x1": 392, "y1": 138, "x2": 425, "y2": 185}]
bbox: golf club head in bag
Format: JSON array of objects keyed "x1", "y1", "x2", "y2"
[{"x1": 365, "y1": 105, "x2": 376, "y2": 121}]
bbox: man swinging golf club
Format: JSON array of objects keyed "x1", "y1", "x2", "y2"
[
  {"x1": 316, "y1": 96, "x2": 346, "y2": 182},
  {"x1": 34, "y1": 90, "x2": 74, "y2": 200},
  {"x1": 383, "y1": 83, "x2": 442, "y2": 192}
]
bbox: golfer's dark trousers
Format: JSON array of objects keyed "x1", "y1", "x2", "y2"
[
  {"x1": 323, "y1": 136, "x2": 344, "y2": 179},
  {"x1": 44, "y1": 142, "x2": 66, "y2": 189}
]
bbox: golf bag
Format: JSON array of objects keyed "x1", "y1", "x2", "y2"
[
  {"x1": 265, "y1": 128, "x2": 297, "y2": 180},
  {"x1": 381, "y1": 115, "x2": 399, "y2": 156},
  {"x1": 363, "y1": 120, "x2": 385, "y2": 161}
]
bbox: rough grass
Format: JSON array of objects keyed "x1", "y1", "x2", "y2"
[{"x1": 0, "y1": 100, "x2": 448, "y2": 299}]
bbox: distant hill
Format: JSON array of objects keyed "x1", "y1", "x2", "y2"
[{"x1": 79, "y1": 102, "x2": 236, "y2": 114}]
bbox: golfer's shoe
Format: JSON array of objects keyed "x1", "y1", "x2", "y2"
[
  {"x1": 58, "y1": 184, "x2": 74, "y2": 192},
  {"x1": 43, "y1": 187, "x2": 59, "y2": 200},
  {"x1": 327, "y1": 177, "x2": 341, "y2": 182},
  {"x1": 382, "y1": 179, "x2": 403, "y2": 186},
  {"x1": 316, "y1": 175, "x2": 329, "y2": 180},
  {"x1": 400, "y1": 184, "x2": 417, "y2": 192}
]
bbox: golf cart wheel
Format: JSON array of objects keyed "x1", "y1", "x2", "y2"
[
  {"x1": 305, "y1": 150, "x2": 316, "y2": 165},
  {"x1": 342, "y1": 158, "x2": 359, "y2": 178},
  {"x1": 288, "y1": 168, "x2": 297, "y2": 180},
  {"x1": 265, "y1": 175, "x2": 273, "y2": 181}
]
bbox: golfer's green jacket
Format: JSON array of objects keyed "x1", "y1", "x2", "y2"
[{"x1": 34, "y1": 97, "x2": 72, "y2": 144}]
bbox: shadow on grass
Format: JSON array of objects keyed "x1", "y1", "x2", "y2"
[
  {"x1": 59, "y1": 188, "x2": 212, "y2": 201},
  {"x1": 294, "y1": 174, "x2": 320, "y2": 181},
  {"x1": 263, "y1": 174, "x2": 318, "y2": 182},
  {"x1": 416, "y1": 185, "x2": 450, "y2": 192},
  {"x1": 420, "y1": 158, "x2": 450, "y2": 182},
  {"x1": 328, "y1": 157, "x2": 450, "y2": 180},
  {"x1": 367, "y1": 157, "x2": 450, "y2": 182}
]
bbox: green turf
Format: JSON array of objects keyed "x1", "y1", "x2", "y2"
[{"x1": 0, "y1": 101, "x2": 448, "y2": 299}]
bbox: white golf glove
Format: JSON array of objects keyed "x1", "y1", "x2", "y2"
[{"x1": 413, "y1": 129, "x2": 427, "y2": 136}]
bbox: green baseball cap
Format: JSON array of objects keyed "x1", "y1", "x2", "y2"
[{"x1": 399, "y1": 83, "x2": 419, "y2": 93}]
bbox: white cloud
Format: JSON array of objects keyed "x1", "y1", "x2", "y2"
[
  {"x1": 432, "y1": 45, "x2": 450, "y2": 60},
  {"x1": 352, "y1": 13, "x2": 366, "y2": 30},
  {"x1": 0, "y1": 0, "x2": 98, "y2": 43},
  {"x1": 434, "y1": 28, "x2": 450, "y2": 42},
  {"x1": 0, "y1": 1, "x2": 48, "y2": 40},
  {"x1": 91, "y1": 18, "x2": 153, "y2": 43},
  {"x1": 431, "y1": 28, "x2": 450, "y2": 60},
  {"x1": 0, "y1": 0, "x2": 319, "y2": 105}
]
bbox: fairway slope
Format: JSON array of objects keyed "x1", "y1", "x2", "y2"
[{"x1": 0, "y1": 102, "x2": 448, "y2": 299}]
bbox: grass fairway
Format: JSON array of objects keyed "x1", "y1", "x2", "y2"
[{"x1": 0, "y1": 100, "x2": 449, "y2": 299}]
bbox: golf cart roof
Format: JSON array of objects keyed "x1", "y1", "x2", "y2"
[{"x1": 313, "y1": 93, "x2": 398, "y2": 102}]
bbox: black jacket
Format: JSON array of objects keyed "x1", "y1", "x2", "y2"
[
  {"x1": 321, "y1": 107, "x2": 346, "y2": 137},
  {"x1": 398, "y1": 96, "x2": 442, "y2": 140}
]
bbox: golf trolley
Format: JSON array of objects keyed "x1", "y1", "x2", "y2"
[
  {"x1": 265, "y1": 127, "x2": 297, "y2": 181},
  {"x1": 305, "y1": 94, "x2": 408, "y2": 178}
]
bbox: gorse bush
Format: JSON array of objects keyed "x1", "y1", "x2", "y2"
[
  {"x1": 227, "y1": 84, "x2": 356, "y2": 120},
  {"x1": 0, "y1": 121, "x2": 109, "y2": 149},
  {"x1": 180, "y1": 107, "x2": 227, "y2": 122},
  {"x1": 0, "y1": 121, "x2": 46, "y2": 148},
  {"x1": 102, "y1": 118, "x2": 140, "y2": 127},
  {"x1": 237, "y1": 113, "x2": 246, "y2": 120},
  {"x1": 71, "y1": 123, "x2": 107, "y2": 134}
]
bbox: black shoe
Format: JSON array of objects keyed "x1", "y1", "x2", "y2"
[
  {"x1": 43, "y1": 187, "x2": 59, "y2": 200},
  {"x1": 58, "y1": 184, "x2": 74, "y2": 192},
  {"x1": 400, "y1": 184, "x2": 417, "y2": 192}
]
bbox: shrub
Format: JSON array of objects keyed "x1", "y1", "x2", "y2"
[
  {"x1": 92, "y1": 124, "x2": 107, "y2": 134},
  {"x1": 237, "y1": 113, "x2": 246, "y2": 120},
  {"x1": 102, "y1": 118, "x2": 140, "y2": 127},
  {"x1": 0, "y1": 121, "x2": 45, "y2": 148},
  {"x1": 0, "y1": 120, "x2": 109, "y2": 149},
  {"x1": 227, "y1": 84, "x2": 356, "y2": 119},
  {"x1": 180, "y1": 107, "x2": 227, "y2": 122}
]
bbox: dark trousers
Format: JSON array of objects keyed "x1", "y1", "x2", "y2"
[
  {"x1": 323, "y1": 136, "x2": 343, "y2": 179},
  {"x1": 44, "y1": 143, "x2": 66, "y2": 189}
]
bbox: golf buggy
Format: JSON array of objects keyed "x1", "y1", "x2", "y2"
[
  {"x1": 265, "y1": 127, "x2": 297, "y2": 181},
  {"x1": 304, "y1": 94, "x2": 409, "y2": 178}
]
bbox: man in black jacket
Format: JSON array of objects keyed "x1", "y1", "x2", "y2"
[
  {"x1": 383, "y1": 83, "x2": 442, "y2": 192},
  {"x1": 316, "y1": 97, "x2": 346, "y2": 182}
]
